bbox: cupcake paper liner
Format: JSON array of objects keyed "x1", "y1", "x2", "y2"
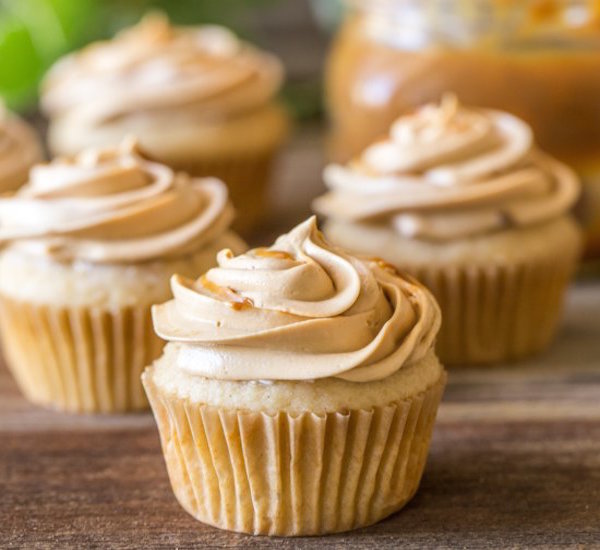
[
  {"x1": 0, "y1": 294, "x2": 163, "y2": 413},
  {"x1": 410, "y1": 250, "x2": 579, "y2": 365},
  {"x1": 142, "y1": 369, "x2": 446, "y2": 536},
  {"x1": 171, "y1": 153, "x2": 275, "y2": 234}
]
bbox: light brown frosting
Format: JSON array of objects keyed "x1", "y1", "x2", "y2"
[
  {"x1": 41, "y1": 13, "x2": 284, "y2": 126},
  {"x1": 314, "y1": 95, "x2": 580, "y2": 240},
  {"x1": 0, "y1": 102, "x2": 43, "y2": 192},
  {"x1": 152, "y1": 217, "x2": 440, "y2": 382},
  {"x1": 0, "y1": 139, "x2": 238, "y2": 263}
]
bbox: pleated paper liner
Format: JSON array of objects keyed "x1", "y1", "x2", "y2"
[
  {"x1": 0, "y1": 294, "x2": 163, "y2": 413},
  {"x1": 143, "y1": 368, "x2": 447, "y2": 536},
  {"x1": 409, "y1": 248, "x2": 580, "y2": 365},
  {"x1": 168, "y1": 152, "x2": 275, "y2": 235}
]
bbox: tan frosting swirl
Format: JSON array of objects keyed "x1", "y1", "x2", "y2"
[
  {"x1": 152, "y1": 217, "x2": 440, "y2": 382},
  {"x1": 314, "y1": 95, "x2": 580, "y2": 240},
  {"x1": 41, "y1": 13, "x2": 284, "y2": 125},
  {"x1": 0, "y1": 139, "x2": 237, "y2": 263},
  {"x1": 0, "y1": 101, "x2": 43, "y2": 191}
]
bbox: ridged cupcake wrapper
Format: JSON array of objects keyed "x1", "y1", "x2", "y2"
[
  {"x1": 410, "y1": 251, "x2": 579, "y2": 365},
  {"x1": 172, "y1": 153, "x2": 275, "y2": 233},
  {"x1": 142, "y1": 370, "x2": 447, "y2": 536},
  {"x1": 0, "y1": 294, "x2": 163, "y2": 413}
]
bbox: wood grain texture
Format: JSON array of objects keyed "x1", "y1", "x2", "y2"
[{"x1": 1, "y1": 128, "x2": 600, "y2": 548}]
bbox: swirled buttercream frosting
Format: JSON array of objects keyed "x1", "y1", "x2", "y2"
[
  {"x1": 152, "y1": 217, "x2": 440, "y2": 382},
  {"x1": 0, "y1": 139, "x2": 237, "y2": 263},
  {"x1": 0, "y1": 102, "x2": 43, "y2": 191},
  {"x1": 314, "y1": 95, "x2": 580, "y2": 240},
  {"x1": 41, "y1": 13, "x2": 284, "y2": 125}
]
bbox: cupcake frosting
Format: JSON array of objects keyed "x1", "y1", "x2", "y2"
[
  {"x1": 153, "y1": 217, "x2": 440, "y2": 382},
  {"x1": 0, "y1": 102, "x2": 43, "y2": 191},
  {"x1": 41, "y1": 13, "x2": 284, "y2": 125},
  {"x1": 0, "y1": 139, "x2": 236, "y2": 263},
  {"x1": 314, "y1": 95, "x2": 580, "y2": 240}
]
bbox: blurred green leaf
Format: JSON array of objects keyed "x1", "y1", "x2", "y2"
[
  {"x1": 0, "y1": 0, "x2": 104, "y2": 109},
  {"x1": 0, "y1": 16, "x2": 42, "y2": 109}
]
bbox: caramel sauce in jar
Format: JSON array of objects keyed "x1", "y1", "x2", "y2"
[{"x1": 326, "y1": 0, "x2": 600, "y2": 257}]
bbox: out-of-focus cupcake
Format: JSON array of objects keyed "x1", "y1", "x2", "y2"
[
  {"x1": 0, "y1": 100, "x2": 43, "y2": 192},
  {"x1": 40, "y1": 13, "x2": 289, "y2": 233},
  {"x1": 0, "y1": 139, "x2": 245, "y2": 413},
  {"x1": 314, "y1": 95, "x2": 582, "y2": 365},
  {"x1": 142, "y1": 217, "x2": 446, "y2": 536}
]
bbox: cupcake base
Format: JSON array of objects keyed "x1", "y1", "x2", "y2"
[
  {"x1": 411, "y1": 256, "x2": 577, "y2": 365},
  {"x1": 0, "y1": 295, "x2": 163, "y2": 413},
  {"x1": 142, "y1": 366, "x2": 446, "y2": 536}
]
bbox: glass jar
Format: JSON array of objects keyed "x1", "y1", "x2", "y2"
[{"x1": 325, "y1": 0, "x2": 600, "y2": 258}]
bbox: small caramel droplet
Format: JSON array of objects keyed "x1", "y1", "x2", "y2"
[
  {"x1": 370, "y1": 257, "x2": 399, "y2": 275},
  {"x1": 229, "y1": 298, "x2": 254, "y2": 311},
  {"x1": 254, "y1": 247, "x2": 294, "y2": 260},
  {"x1": 199, "y1": 275, "x2": 253, "y2": 311}
]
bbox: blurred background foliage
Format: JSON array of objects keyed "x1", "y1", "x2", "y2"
[{"x1": 0, "y1": 0, "x2": 330, "y2": 117}]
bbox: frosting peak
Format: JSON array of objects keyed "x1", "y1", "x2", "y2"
[
  {"x1": 0, "y1": 139, "x2": 236, "y2": 263},
  {"x1": 41, "y1": 13, "x2": 284, "y2": 125},
  {"x1": 153, "y1": 217, "x2": 440, "y2": 382},
  {"x1": 314, "y1": 95, "x2": 580, "y2": 240}
]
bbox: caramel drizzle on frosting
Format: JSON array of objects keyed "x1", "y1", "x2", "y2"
[
  {"x1": 199, "y1": 275, "x2": 254, "y2": 311},
  {"x1": 369, "y1": 257, "x2": 400, "y2": 275},
  {"x1": 253, "y1": 247, "x2": 294, "y2": 260}
]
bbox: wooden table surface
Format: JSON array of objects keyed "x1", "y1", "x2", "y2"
[{"x1": 2, "y1": 128, "x2": 600, "y2": 548}]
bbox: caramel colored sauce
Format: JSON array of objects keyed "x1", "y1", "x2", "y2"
[
  {"x1": 199, "y1": 275, "x2": 254, "y2": 311},
  {"x1": 370, "y1": 257, "x2": 399, "y2": 275},
  {"x1": 254, "y1": 247, "x2": 294, "y2": 260}
]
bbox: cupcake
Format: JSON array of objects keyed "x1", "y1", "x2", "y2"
[
  {"x1": 40, "y1": 13, "x2": 289, "y2": 232},
  {"x1": 0, "y1": 100, "x2": 43, "y2": 192},
  {"x1": 142, "y1": 216, "x2": 445, "y2": 536},
  {"x1": 0, "y1": 139, "x2": 245, "y2": 413},
  {"x1": 314, "y1": 95, "x2": 582, "y2": 365}
]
